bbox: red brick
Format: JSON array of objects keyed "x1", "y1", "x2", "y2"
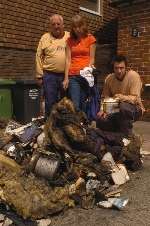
[{"x1": 0, "y1": 0, "x2": 118, "y2": 79}]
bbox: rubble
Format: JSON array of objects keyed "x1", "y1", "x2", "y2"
[
  {"x1": 111, "y1": 164, "x2": 130, "y2": 185},
  {"x1": 0, "y1": 97, "x2": 144, "y2": 223},
  {"x1": 0, "y1": 164, "x2": 73, "y2": 220},
  {"x1": 0, "y1": 214, "x2": 13, "y2": 226},
  {"x1": 2, "y1": 217, "x2": 13, "y2": 226},
  {"x1": 97, "y1": 197, "x2": 129, "y2": 210},
  {"x1": 36, "y1": 218, "x2": 51, "y2": 226},
  {"x1": 29, "y1": 152, "x2": 60, "y2": 180},
  {"x1": 0, "y1": 213, "x2": 5, "y2": 222}
]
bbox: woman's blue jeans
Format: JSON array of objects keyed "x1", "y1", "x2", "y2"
[{"x1": 68, "y1": 76, "x2": 87, "y2": 112}]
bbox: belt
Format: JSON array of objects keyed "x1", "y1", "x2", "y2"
[{"x1": 43, "y1": 70, "x2": 64, "y2": 76}]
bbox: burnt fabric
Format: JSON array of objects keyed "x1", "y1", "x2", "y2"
[
  {"x1": 87, "y1": 128, "x2": 123, "y2": 146},
  {"x1": 45, "y1": 98, "x2": 142, "y2": 170},
  {"x1": 45, "y1": 98, "x2": 123, "y2": 161},
  {"x1": 86, "y1": 128, "x2": 123, "y2": 161},
  {"x1": 96, "y1": 102, "x2": 142, "y2": 136},
  {"x1": 122, "y1": 135, "x2": 143, "y2": 171}
]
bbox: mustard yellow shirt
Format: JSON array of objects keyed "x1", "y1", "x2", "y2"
[
  {"x1": 36, "y1": 31, "x2": 70, "y2": 77},
  {"x1": 103, "y1": 70, "x2": 144, "y2": 109}
]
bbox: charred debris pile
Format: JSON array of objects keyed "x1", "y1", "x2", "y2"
[{"x1": 0, "y1": 97, "x2": 143, "y2": 224}]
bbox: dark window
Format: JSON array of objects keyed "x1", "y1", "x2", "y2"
[{"x1": 80, "y1": 0, "x2": 101, "y2": 14}]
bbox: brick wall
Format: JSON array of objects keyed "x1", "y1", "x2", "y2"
[
  {"x1": 117, "y1": 1, "x2": 150, "y2": 84},
  {"x1": 95, "y1": 43, "x2": 117, "y2": 88},
  {"x1": 0, "y1": 0, "x2": 80, "y2": 79},
  {"x1": 0, "y1": 0, "x2": 79, "y2": 50},
  {"x1": 116, "y1": 1, "x2": 150, "y2": 119},
  {"x1": 0, "y1": 0, "x2": 118, "y2": 79},
  {"x1": 0, "y1": 47, "x2": 35, "y2": 79},
  {"x1": 94, "y1": 1, "x2": 118, "y2": 84}
]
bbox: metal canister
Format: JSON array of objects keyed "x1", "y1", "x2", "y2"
[
  {"x1": 102, "y1": 98, "x2": 119, "y2": 114},
  {"x1": 29, "y1": 152, "x2": 60, "y2": 180}
]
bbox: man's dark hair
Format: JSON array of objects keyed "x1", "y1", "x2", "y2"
[{"x1": 111, "y1": 55, "x2": 127, "y2": 67}]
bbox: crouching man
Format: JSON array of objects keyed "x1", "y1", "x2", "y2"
[{"x1": 96, "y1": 55, "x2": 145, "y2": 137}]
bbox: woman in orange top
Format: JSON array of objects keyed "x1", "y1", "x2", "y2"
[{"x1": 63, "y1": 14, "x2": 96, "y2": 112}]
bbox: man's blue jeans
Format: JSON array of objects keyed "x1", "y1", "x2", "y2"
[{"x1": 43, "y1": 71, "x2": 64, "y2": 117}]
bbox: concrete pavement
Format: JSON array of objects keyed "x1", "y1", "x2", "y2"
[{"x1": 134, "y1": 121, "x2": 150, "y2": 154}]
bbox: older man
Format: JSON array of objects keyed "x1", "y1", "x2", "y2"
[
  {"x1": 36, "y1": 14, "x2": 69, "y2": 117},
  {"x1": 96, "y1": 55, "x2": 144, "y2": 137}
]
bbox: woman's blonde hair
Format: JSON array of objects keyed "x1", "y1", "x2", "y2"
[{"x1": 70, "y1": 15, "x2": 88, "y2": 39}]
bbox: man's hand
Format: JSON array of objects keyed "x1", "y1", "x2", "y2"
[
  {"x1": 97, "y1": 110, "x2": 107, "y2": 119},
  {"x1": 36, "y1": 77, "x2": 43, "y2": 87},
  {"x1": 62, "y1": 79, "x2": 69, "y2": 90},
  {"x1": 114, "y1": 93, "x2": 138, "y2": 105},
  {"x1": 114, "y1": 93, "x2": 126, "y2": 102}
]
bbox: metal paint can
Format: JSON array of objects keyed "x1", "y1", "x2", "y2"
[
  {"x1": 102, "y1": 98, "x2": 119, "y2": 114},
  {"x1": 29, "y1": 152, "x2": 60, "y2": 180}
]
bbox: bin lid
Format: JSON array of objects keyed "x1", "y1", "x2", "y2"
[
  {"x1": 15, "y1": 80, "x2": 37, "y2": 85},
  {"x1": 0, "y1": 79, "x2": 16, "y2": 85}
]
